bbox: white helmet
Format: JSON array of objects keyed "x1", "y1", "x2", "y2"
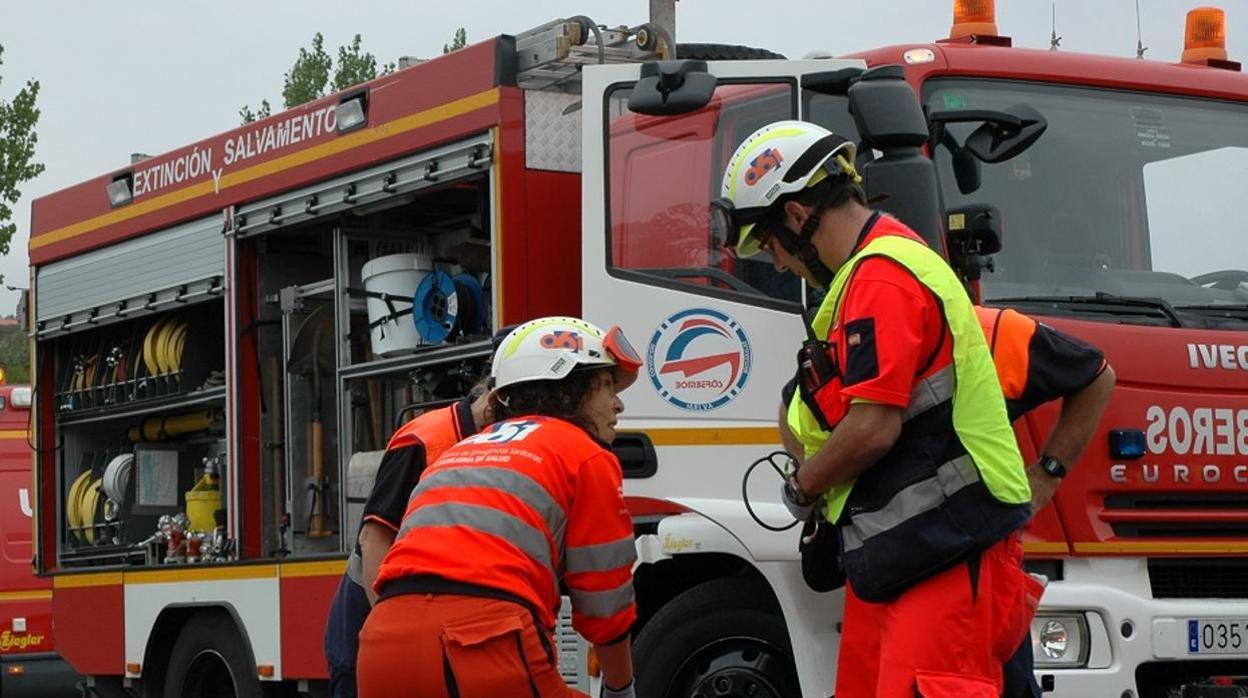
[
  {"x1": 491, "y1": 317, "x2": 641, "y2": 393},
  {"x1": 715, "y1": 120, "x2": 859, "y2": 258}
]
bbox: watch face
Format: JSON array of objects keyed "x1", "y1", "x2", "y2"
[{"x1": 1041, "y1": 457, "x2": 1067, "y2": 478}]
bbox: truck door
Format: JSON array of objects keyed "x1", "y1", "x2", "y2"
[{"x1": 580, "y1": 59, "x2": 865, "y2": 505}]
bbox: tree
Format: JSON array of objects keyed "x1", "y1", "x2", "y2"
[
  {"x1": 443, "y1": 28, "x2": 468, "y2": 54},
  {"x1": 282, "y1": 32, "x2": 334, "y2": 109},
  {"x1": 241, "y1": 33, "x2": 394, "y2": 124},
  {"x1": 239, "y1": 99, "x2": 271, "y2": 125},
  {"x1": 0, "y1": 321, "x2": 29, "y2": 384},
  {"x1": 0, "y1": 44, "x2": 44, "y2": 260},
  {"x1": 334, "y1": 34, "x2": 395, "y2": 93}
]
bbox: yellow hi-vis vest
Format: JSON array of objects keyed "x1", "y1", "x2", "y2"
[{"x1": 786, "y1": 234, "x2": 1031, "y2": 521}]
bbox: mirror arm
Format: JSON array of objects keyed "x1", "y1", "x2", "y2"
[{"x1": 928, "y1": 108, "x2": 1024, "y2": 129}]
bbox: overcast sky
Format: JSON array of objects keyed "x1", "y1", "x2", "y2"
[{"x1": 1, "y1": 0, "x2": 1242, "y2": 313}]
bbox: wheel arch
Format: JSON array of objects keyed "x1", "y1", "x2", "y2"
[
  {"x1": 139, "y1": 603, "x2": 258, "y2": 697},
  {"x1": 633, "y1": 513, "x2": 842, "y2": 695},
  {"x1": 633, "y1": 551, "x2": 778, "y2": 634}
]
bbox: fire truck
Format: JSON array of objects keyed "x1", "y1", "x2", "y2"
[
  {"x1": 0, "y1": 383, "x2": 78, "y2": 697},
  {"x1": 25, "y1": 1, "x2": 1248, "y2": 696}
]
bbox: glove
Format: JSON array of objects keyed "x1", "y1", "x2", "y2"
[
  {"x1": 781, "y1": 472, "x2": 816, "y2": 521},
  {"x1": 601, "y1": 679, "x2": 636, "y2": 698}
]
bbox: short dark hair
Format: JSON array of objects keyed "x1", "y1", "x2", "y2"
[
  {"x1": 492, "y1": 368, "x2": 608, "y2": 434},
  {"x1": 757, "y1": 176, "x2": 866, "y2": 246}
]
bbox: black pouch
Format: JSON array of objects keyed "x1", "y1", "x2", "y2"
[
  {"x1": 794, "y1": 339, "x2": 839, "y2": 433},
  {"x1": 799, "y1": 515, "x2": 846, "y2": 592}
]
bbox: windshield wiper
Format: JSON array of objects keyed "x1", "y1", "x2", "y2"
[
  {"x1": 988, "y1": 292, "x2": 1183, "y2": 328},
  {"x1": 1173, "y1": 303, "x2": 1248, "y2": 319}
]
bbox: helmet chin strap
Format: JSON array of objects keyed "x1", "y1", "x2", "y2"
[{"x1": 772, "y1": 203, "x2": 835, "y2": 288}]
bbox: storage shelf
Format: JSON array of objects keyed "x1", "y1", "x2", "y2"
[
  {"x1": 58, "y1": 386, "x2": 227, "y2": 426},
  {"x1": 60, "y1": 543, "x2": 148, "y2": 568},
  {"x1": 338, "y1": 339, "x2": 493, "y2": 381}
]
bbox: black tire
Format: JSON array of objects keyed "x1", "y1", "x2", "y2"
[
  {"x1": 162, "y1": 611, "x2": 262, "y2": 698},
  {"x1": 634, "y1": 577, "x2": 800, "y2": 698},
  {"x1": 675, "y1": 43, "x2": 787, "y2": 61}
]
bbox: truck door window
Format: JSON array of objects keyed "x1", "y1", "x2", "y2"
[
  {"x1": 805, "y1": 92, "x2": 860, "y2": 147},
  {"x1": 605, "y1": 82, "x2": 802, "y2": 309}
]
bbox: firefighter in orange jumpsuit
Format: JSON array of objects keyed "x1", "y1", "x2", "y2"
[{"x1": 356, "y1": 317, "x2": 643, "y2": 698}]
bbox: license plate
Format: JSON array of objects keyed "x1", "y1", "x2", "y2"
[{"x1": 1188, "y1": 618, "x2": 1248, "y2": 654}]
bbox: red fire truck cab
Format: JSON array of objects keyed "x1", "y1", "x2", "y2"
[{"x1": 0, "y1": 384, "x2": 78, "y2": 696}]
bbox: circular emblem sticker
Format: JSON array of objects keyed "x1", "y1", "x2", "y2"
[{"x1": 647, "y1": 308, "x2": 752, "y2": 411}]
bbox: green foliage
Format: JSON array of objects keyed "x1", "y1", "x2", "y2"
[
  {"x1": 443, "y1": 28, "x2": 467, "y2": 54},
  {"x1": 239, "y1": 99, "x2": 271, "y2": 125},
  {"x1": 0, "y1": 44, "x2": 45, "y2": 259},
  {"x1": 0, "y1": 323, "x2": 29, "y2": 384},
  {"x1": 335, "y1": 34, "x2": 391, "y2": 92},
  {"x1": 242, "y1": 33, "x2": 394, "y2": 124},
  {"x1": 282, "y1": 32, "x2": 333, "y2": 109}
]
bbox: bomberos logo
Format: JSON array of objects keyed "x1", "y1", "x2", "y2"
[{"x1": 648, "y1": 308, "x2": 752, "y2": 411}]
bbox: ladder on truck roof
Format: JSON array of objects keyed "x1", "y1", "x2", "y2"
[{"x1": 514, "y1": 17, "x2": 672, "y2": 91}]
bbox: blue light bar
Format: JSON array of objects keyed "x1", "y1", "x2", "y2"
[{"x1": 1109, "y1": 429, "x2": 1146, "y2": 460}]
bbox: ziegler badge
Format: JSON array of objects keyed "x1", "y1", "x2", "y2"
[{"x1": 648, "y1": 309, "x2": 752, "y2": 411}]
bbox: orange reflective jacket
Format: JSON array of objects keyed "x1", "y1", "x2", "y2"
[
  {"x1": 975, "y1": 306, "x2": 1106, "y2": 419},
  {"x1": 375, "y1": 416, "x2": 637, "y2": 645}
]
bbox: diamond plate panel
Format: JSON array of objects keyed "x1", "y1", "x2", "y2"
[{"x1": 526, "y1": 91, "x2": 582, "y2": 173}]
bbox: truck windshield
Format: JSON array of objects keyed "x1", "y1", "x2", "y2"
[{"x1": 927, "y1": 79, "x2": 1248, "y2": 326}]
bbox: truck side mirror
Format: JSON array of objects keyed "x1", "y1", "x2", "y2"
[
  {"x1": 935, "y1": 128, "x2": 982, "y2": 195},
  {"x1": 628, "y1": 60, "x2": 718, "y2": 116},
  {"x1": 965, "y1": 104, "x2": 1046, "y2": 163},
  {"x1": 929, "y1": 104, "x2": 1047, "y2": 164}
]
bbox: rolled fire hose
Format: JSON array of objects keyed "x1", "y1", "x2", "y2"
[
  {"x1": 128, "y1": 410, "x2": 219, "y2": 443},
  {"x1": 80, "y1": 477, "x2": 103, "y2": 544},
  {"x1": 66, "y1": 470, "x2": 92, "y2": 538},
  {"x1": 142, "y1": 317, "x2": 168, "y2": 377},
  {"x1": 102, "y1": 453, "x2": 135, "y2": 521},
  {"x1": 66, "y1": 471, "x2": 104, "y2": 545}
]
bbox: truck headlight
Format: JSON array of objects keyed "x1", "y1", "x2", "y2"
[{"x1": 1031, "y1": 614, "x2": 1089, "y2": 668}]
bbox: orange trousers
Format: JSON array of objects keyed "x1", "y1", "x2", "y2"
[
  {"x1": 834, "y1": 533, "x2": 1042, "y2": 698},
  {"x1": 357, "y1": 593, "x2": 588, "y2": 698}
]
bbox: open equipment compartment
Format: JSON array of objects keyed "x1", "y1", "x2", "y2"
[{"x1": 236, "y1": 133, "x2": 499, "y2": 559}]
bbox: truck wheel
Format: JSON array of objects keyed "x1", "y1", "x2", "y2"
[
  {"x1": 675, "y1": 43, "x2": 787, "y2": 61},
  {"x1": 633, "y1": 577, "x2": 800, "y2": 698},
  {"x1": 162, "y1": 611, "x2": 262, "y2": 698}
]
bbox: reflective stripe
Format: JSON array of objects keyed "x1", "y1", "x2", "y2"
[
  {"x1": 565, "y1": 536, "x2": 636, "y2": 575},
  {"x1": 413, "y1": 466, "x2": 568, "y2": 551},
  {"x1": 841, "y1": 455, "x2": 979, "y2": 552},
  {"x1": 903, "y1": 365, "x2": 954, "y2": 422},
  {"x1": 345, "y1": 550, "x2": 364, "y2": 586},
  {"x1": 397, "y1": 502, "x2": 554, "y2": 572},
  {"x1": 569, "y1": 580, "x2": 635, "y2": 618}
]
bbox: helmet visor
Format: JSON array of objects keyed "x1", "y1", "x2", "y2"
[{"x1": 603, "y1": 325, "x2": 642, "y2": 373}]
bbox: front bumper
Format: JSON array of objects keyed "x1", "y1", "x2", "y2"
[{"x1": 1035, "y1": 558, "x2": 1248, "y2": 698}]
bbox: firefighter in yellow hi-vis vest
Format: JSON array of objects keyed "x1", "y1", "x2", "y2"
[{"x1": 713, "y1": 120, "x2": 1038, "y2": 697}]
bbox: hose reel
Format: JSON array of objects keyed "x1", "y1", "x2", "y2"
[{"x1": 412, "y1": 271, "x2": 485, "y2": 344}]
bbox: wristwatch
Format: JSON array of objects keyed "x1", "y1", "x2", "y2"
[
  {"x1": 1037, "y1": 455, "x2": 1068, "y2": 479},
  {"x1": 784, "y1": 471, "x2": 817, "y2": 506}
]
